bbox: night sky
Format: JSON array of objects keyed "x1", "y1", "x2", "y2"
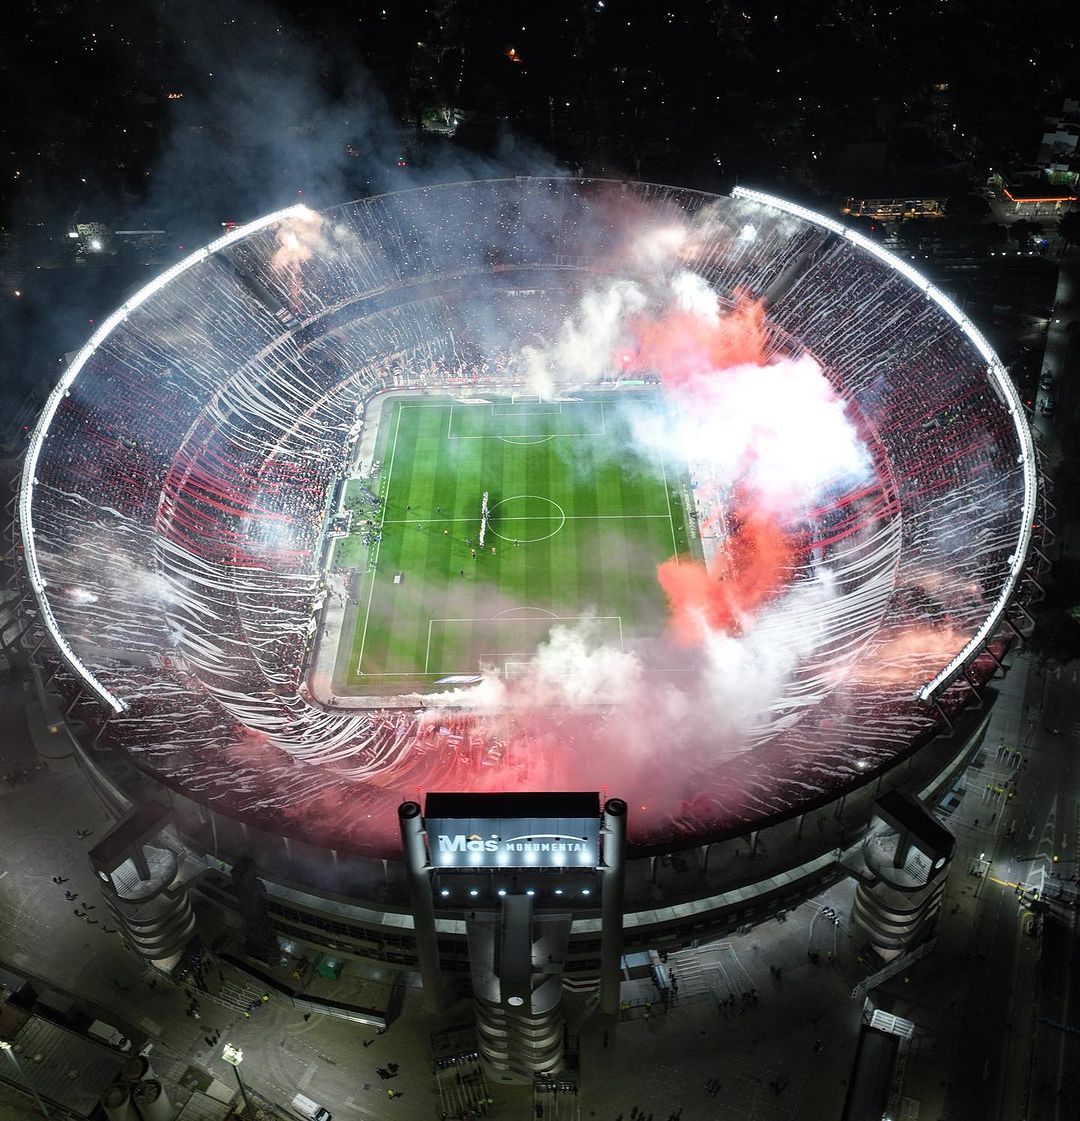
[
  {"x1": 4, "y1": 0, "x2": 1079, "y2": 223},
  {"x1": 0, "y1": 0, "x2": 1076, "y2": 403}
]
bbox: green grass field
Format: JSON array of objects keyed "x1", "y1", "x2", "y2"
[{"x1": 330, "y1": 394, "x2": 696, "y2": 695}]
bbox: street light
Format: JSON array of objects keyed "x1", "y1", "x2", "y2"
[
  {"x1": 0, "y1": 1040, "x2": 52, "y2": 1119},
  {"x1": 221, "y1": 1043, "x2": 251, "y2": 1115}
]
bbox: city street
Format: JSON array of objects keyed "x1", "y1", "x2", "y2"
[
  {"x1": 3, "y1": 611, "x2": 1078, "y2": 1121},
  {"x1": 873, "y1": 649, "x2": 1080, "y2": 1121}
]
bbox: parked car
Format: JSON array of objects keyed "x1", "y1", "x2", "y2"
[
  {"x1": 290, "y1": 1093, "x2": 332, "y2": 1121},
  {"x1": 86, "y1": 1019, "x2": 131, "y2": 1051}
]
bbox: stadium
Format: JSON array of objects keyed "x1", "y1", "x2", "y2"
[{"x1": 15, "y1": 178, "x2": 1045, "y2": 972}]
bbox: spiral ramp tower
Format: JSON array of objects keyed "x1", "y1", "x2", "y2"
[
  {"x1": 852, "y1": 789, "x2": 955, "y2": 961},
  {"x1": 469, "y1": 900, "x2": 569, "y2": 1081},
  {"x1": 89, "y1": 802, "x2": 202, "y2": 964}
]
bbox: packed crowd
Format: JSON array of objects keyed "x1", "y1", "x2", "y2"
[{"x1": 18, "y1": 178, "x2": 1038, "y2": 850}]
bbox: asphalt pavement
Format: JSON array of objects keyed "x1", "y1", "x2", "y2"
[{"x1": 1, "y1": 487, "x2": 1077, "y2": 1121}]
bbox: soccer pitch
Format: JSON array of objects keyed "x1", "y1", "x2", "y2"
[{"x1": 330, "y1": 394, "x2": 697, "y2": 695}]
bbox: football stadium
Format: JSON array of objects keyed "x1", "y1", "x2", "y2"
[
  {"x1": 330, "y1": 393, "x2": 691, "y2": 697},
  {"x1": 16, "y1": 178, "x2": 1046, "y2": 970}
]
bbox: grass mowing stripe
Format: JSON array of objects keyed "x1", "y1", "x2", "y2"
[
  {"x1": 529, "y1": 440, "x2": 553, "y2": 608},
  {"x1": 332, "y1": 393, "x2": 700, "y2": 693}
]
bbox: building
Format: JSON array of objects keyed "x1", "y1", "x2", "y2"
[{"x1": 7, "y1": 179, "x2": 1047, "y2": 1043}]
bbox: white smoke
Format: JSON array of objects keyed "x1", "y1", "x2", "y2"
[
  {"x1": 628, "y1": 350, "x2": 870, "y2": 513},
  {"x1": 525, "y1": 264, "x2": 871, "y2": 518},
  {"x1": 670, "y1": 270, "x2": 720, "y2": 320},
  {"x1": 531, "y1": 620, "x2": 644, "y2": 706},
  {"x1": 521, "y1": 278, "x2": 647, "y2": 395}
]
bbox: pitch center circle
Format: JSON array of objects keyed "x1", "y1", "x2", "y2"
[{"x1": 488, "y1": 495, "x2": 566, "y2": 543}]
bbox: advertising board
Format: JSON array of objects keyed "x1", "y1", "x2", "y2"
[{"x1": 425, "y1": 792, "x2": 600, "y2": 870}]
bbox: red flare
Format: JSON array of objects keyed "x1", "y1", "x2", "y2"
[
  {"x1": 626, "y1": 295, "x2": 767, "y2": 389},
  {"x1": 657, "y1": 507, "x2": 794, "y2": 644}
]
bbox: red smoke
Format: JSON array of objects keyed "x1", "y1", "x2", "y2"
[
  {"x1": 657, "y1": 506, "x2": 794, "y2": 644},
  {"x1": 627, "y1": 295, "x2": 767, "y2": 389},
  {"x1": 853, "y1": 625, "x2": 968, "y2": 688}
]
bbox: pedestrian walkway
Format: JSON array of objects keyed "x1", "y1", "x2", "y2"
[
  {"x1": 198, "y1": 975, "x2": 271, "y2": 1016},
  {"x1": 666, "y1": 941, "x2": 759, "y2": 1004}
]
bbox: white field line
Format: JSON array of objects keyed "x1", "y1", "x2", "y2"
[
  {"x1": 356, "y1": 403, "x2": 403, "y2": 672},
  {"x1": 658, "y1": 448, "x2": 680, "y2": 559}
]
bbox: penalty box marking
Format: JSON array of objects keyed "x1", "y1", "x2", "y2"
[
  {"x1": 492, "y1": 400, "x2": 562, "y2": 416},
  {"x1": 445, "y1": 401, "x2": 607, "y2": 440},
  {"x1": 424, "y1": 615, "x2": 624, "y2": 674}
]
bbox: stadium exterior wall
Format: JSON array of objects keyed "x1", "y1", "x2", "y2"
[{"x1": 58, "y1": 691, "x2": 995, "y2": 979}]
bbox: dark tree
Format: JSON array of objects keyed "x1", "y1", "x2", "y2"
[
  {"x1": 1059, "y1": 210, "x2": 1080, "y2": 249},
  {"x1": 1026, "y1": 555, "x2": 1080, "y2": 667},
  {"x1": 894, "y1": 217, "x2": 942, "y2": 251},
  {"x1": 1008, "y1": 220, "x2": 1043, "y2": 251}
]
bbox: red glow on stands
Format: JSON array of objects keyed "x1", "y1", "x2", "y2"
[
  {"x1": 628, "y1": 294, "x2": 801, "y2": 640},
  {"x1": 625, "y1": 295, "x2": 767, "y2": 387},
  {"x1": 657, "y1": 506, "x2": 794, "y2": 643},
  {"x1": 853, "y1": 625, "x2": 969, "y2": 688}
]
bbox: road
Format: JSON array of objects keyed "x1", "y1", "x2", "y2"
[
  {"x1": 1034, "y1": 258, "x2": 1078, "y2": 434},
  {"x1": 941, "y1": 659, "x2": 1080, "y2": 1120}
]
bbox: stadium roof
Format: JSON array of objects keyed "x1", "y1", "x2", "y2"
[{"x1": 5, "y1": 1015, "x2": 127, "y2": 1118}]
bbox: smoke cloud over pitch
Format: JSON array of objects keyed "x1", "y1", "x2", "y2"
[
  {"x1": 423, "y1": 223, "x2": 880, "y2": 819},
  {"x1": 14, "y1": 4, "x2": 997, "y2": 853}
]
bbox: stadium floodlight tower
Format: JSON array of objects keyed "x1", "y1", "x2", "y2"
[{"x1": 400, "y1": 793, "x2": 626, "y2": 1083}]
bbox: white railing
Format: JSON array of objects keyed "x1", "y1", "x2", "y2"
[
  {"x1": 19, "y1": 204, "x2": 311, "y2": 713},
  {"x1": 731, "y1": 186, "x2": 1037, "y2": 703}
]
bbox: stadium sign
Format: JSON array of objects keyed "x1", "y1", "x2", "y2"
[{"x1": 424, "y1": 792, "x2": 600, "y2": 869}]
